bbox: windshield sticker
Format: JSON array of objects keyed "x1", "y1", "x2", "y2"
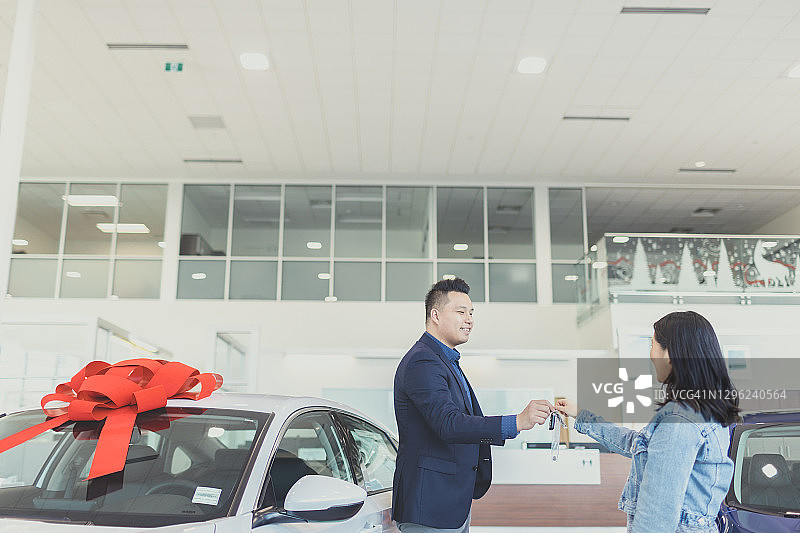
[{"x1": 192, "y1": 486, "x2": 223, "y2": 505}]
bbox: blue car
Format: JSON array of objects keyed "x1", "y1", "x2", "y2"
[{"x1": 718, "y1": 410, "x2": 800, "y2": 532}]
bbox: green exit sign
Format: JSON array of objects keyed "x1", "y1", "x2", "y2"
[{"x1": 165, "y1": 62, "x2": 183, "y2": 72}]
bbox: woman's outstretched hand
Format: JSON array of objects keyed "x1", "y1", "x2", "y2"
[{"x1": 555, "y1": 398, "x2": 578, "y2": 418}]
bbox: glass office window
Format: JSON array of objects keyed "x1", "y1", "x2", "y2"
[
  {"x1": 436, "y1": 262, "x2": 485, "y2": 302},
  {"x1": 386, "y1": 262, "x2": 432, "y2": 301},
  {"x1": 177, "y1": 260, "x2": 225, "y2": 299},
  {"x1": 283, "y1": 186, "x2": 331, "y2": 257},
  {"x1": 333, "y1": 262, "x2": 380, "y2": 301},
  {"x1": 552, "y1": 264, "x2": 582, "y2": 304},
  {"x1": 489, "y1": 263, "x2": 537, "y2": 302},
  {"x1": 335, "y1": 186, "x2": 381, "y2": 258},
  {"x1": 113, "y1": 260, "x2": 161, "y2": 299},
  {"x1": 231, "y1": 185, "x2": 281, "y2": 256},
  {"x1": 229, "y1": 261, "x2": 278, "y2": 300},
  {"x1": 60, "y1": 259, "x2": 110, "y2": 298},
  {"x1": 180, "y1": 185, "x2": 229, "y2": 256},
  {"x1": 437, "y1": 188, "x2": 484, "y2": 259},
  {"x1": 488, "y1": 188, "x2": 534, "y2": 259},
  {"x1": 12, "y1": 182, "x2": 65, "y2": 255},
  {"x1": 8, "y1": 258, "x2": 57, "y2": 297},
  {"x1": 64, "y1": 183, "x2": 116, "y2": 255},
  {"x1": 549, "y1": 188, "x2": 585, "y2": 261},
  {"x1": 387, "y1": 187, "x2": 431, "y2": 258},
  {"x1": 282, "y1": 261, "x2": 330, "y2": 300},
  {"x1": 116, "y1": 184, "x2": 167, "y2": 256}
]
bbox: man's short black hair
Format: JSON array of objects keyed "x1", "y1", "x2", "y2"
[{"x1": 425, "y1": 278, "x2": 470, "y2": 323}]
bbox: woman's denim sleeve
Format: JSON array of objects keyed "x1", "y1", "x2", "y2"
[
  {"x1": 629, "y1": 414, "x2": 703, "y2": 533},
  {"x1": 572, "y1": 409, "x2": 637, "y2": 458}
]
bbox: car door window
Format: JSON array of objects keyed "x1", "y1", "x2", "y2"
[
  {"x1": 262, "y1": 411, "x2": 352, "y2": 509},
  {"x1": 731, "y1": 423, "x2": 800, "y2": 513},
  {"x1": 339, "y1": 414, "x2": 396, "y2": 493}
]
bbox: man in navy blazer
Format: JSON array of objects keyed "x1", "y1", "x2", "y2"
[{"x1": 392, "y1": 278, "x2": 554, "y2": 533}]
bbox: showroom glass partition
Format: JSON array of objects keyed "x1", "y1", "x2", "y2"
[
  {"x1": 10, "y1": 183, "x2": 589, "y2": 303},
  {"x1": 549, "y1": 188, "x2": 587, "y2": 303},
  {"x1": 176, "y1": 184, "x2": 547, "y2": 302},
  {"x1": 8, "y1": 182, "x2": 167, "y2": 299}
]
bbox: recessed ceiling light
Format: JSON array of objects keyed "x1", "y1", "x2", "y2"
[
  {"x1": 324, "y1": 296, "x2": 338, "y2": 302},
  {"x1": 762, "y1": 241, "x2": 778, "y2": 249},
  {"x1": 12, "y1": 239, "x2": 28, "y2": 246},
  {"x1": 694, "y1": 161, "x2": 706, "y2": 168},
  {"x1": 189, "y1": 115, "x2": 225, "y2": 129},
  {"x1": 691, "y1": 207, "x2": 721, "y2": 218},
  {"x1": 96, "y1": 223, "x2": 150, "y2": 233},
  {"x1": 787, "y1": 64, "x2": 800, "y2": 78},
  {"x1": 678, "y1": 167, "x2": 736, "y2": 173},
  {"x1": 564, "y1": 275, "x2": 579, "y2": 282},
  {"x1": 240, "y1": 52, "x2": 269, "y2": 70},
  {"x1": 592, "y1": 262, "x2": 608, "y2": 269},
  {"x1": 620, "y1": 7, "x2": 709, "y2": 14},
  {"x1": 517, "y1": 57, "x2": 547, "y2": 74},
  {"x1": 563, "y1": 115, "x2": 630, "y2": 121},
  {"x1": 107, "y1": 43, "x2": 188, "y2": 50},
  {"x1": 453, "y1": 243, "x2": 469, "y2": 251},
  {"x1": 590, "y1": 245, "x2": 598, "y2": 252},
  {"x1": 191, "y1": 272, "x2": 207, "y2": 280},
  {"x1": 65, "y1": 271, "x2": 82, "y2": 279},
  {"x1": 612, "y1": 236, "x2": 630, "y2": 243},
  {"x1": 495, "y1": 205, "x2": 522, "y2": 214},
  {"x1": 306, "y1": 241, "x2": 323, "y2": 250},
  {"x1": 183, "y1": 158, "x2": 243, "y2": 164},
  {"x1": 67, "y1": 195, "x2": 119, "y2": 207},
  {"x1": 318, "y1": 273, "x2": 331, "y2": 280},
  {"x1": 442, "y1": 274, "x2": 456, "y2": 280}
]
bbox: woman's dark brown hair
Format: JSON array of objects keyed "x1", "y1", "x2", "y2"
[{"x1": 654, "y1": 311, "x2": 741, "y2": 426}]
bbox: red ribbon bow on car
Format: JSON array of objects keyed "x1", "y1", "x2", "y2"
[{"x1": 0, "y1": 358, "x2": 222, "y2": 479}]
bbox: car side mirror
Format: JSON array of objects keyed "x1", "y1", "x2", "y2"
[{"x1": 284, "y1": 475, "x2": 367, "y2": 522}]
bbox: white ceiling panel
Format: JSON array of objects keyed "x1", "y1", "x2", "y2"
[{"x1": 0, "y1": 0, "x2": 800, "y2": 192}]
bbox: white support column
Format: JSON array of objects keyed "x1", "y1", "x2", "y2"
[
  {"x1": 160, "y1": 181, "x2": 182, "y2": 301},
  {"x1": 0, "y1": 0, "x2": 37, "y2": 313},
  {"x1": 534, "y1": 185, "x2": 553, "y2": 305}
]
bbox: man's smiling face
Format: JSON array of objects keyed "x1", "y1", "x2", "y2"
[{"x1": 432, "y1": 291, "x2": 473, "y2": 348}]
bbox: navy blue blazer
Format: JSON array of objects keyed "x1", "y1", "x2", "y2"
[{"x1": 391, "y1": 333, "x2": 506, "y2": 529}]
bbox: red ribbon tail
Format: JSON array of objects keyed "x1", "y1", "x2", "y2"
[
  {"x1": 0, "y1": 414, "x2": 70, "y2": 454},
  {"x1": 86, "y1": 406, "x2": 137, "y2": 480}
]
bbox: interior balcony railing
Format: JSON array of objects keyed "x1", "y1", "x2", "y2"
[{"x1": 576, "y1": 233, "x2": 800, "y2": 325}]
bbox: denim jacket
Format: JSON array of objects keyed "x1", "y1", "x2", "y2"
[{"x1": 574, "y1": 402, "x2": 733, "y2": 533}]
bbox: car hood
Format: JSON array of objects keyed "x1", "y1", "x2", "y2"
[{"x1": 0, "y1": 518, "x2": 215, "y2": 532}]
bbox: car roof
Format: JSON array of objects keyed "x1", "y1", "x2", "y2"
[
  {"x1": 168, "y1": 392, "x2": 361, "y2": 419},
  {"x1": 4, "y1": 392, "x2": 396, "y2": 437},
  {"x1": 740, "y1": 409, "x2": 800, "y2": 424}
]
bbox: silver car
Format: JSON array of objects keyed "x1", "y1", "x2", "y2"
[{"x1": 0, "y1": 393, "x2": 399, "y2": 533}]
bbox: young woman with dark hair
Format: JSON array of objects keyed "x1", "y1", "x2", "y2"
[{"x1": 556, "y1": 311, "x2": 740, "y2": 533}]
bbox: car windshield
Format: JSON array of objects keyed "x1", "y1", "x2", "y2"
[
  {"x1": 731, "y1": 422, "x2": 800, "y2": 514},
  {"x1": 0, "y1": 407, "x2": 270, "y2": 527}
]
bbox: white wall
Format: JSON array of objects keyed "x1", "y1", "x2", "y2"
[{"x1": 1, "y1": 299, "x2": 604, "y2": 400}]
